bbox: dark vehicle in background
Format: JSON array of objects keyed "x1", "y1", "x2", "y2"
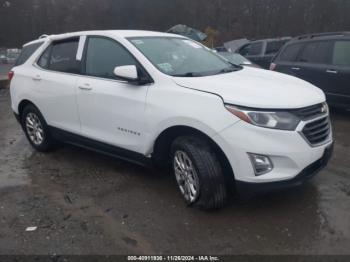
[
  {"x1": 271, "y1": 32, "x2": 350, "y2": 109},
  {"x1": 237, "y1": 37, "x2": 291, "y2": 69},
  {"x1": 214, "y1": 46, "x2": 228, "y2": 52},
  {"x1": 218, "y1": 52, "x2": 261, "y2": 68}
]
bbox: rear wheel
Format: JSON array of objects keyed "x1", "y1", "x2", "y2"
[
  {"x1": 21, "y1": 105, "x2": 55, "y2": 152},
  {"x1": 171, "y1": 136, "x2": 228, "y2": 210}
]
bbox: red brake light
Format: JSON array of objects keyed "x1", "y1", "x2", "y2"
[
  {"x1": 8, "y1": 71, "x2": 14, "y2": 81},
  {"x1": 269, "y1": 63, "x2": 277, "y2": 71}
]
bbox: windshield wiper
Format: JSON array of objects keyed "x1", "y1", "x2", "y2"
[
  {"x1": 216, "y1": 64, "x2": 242, "y2": 75},
  {"x1": 220, "y1": 68, "x2": 236, "y2": 73},
  {"x1": 172, "y1": 72, "x2": 202, "y2": 77}
]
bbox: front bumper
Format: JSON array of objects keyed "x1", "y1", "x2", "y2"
[
  {"x1": 235, "y1": 142, "x2": 333, "y2": 195},
  {"x1": 213, "y1": 119, "x2": 333, "y2": 186}
]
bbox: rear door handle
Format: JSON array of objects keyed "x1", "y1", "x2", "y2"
[
  {"x1": 78, "y1": 83, "x2": 92, "y2": 91},
  {"x1": 326, "y1": 69, "x2": 338, "y2": 74},
  {"x1": 32, "y1": 75, "x2": 41, "y2": 81},
  {"x1": 291, "y1": 67, "x2": 300, "y2": 71}
]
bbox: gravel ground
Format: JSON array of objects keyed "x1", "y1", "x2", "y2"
[{"x1": 0, "y1": 88, "x2": 349, "y2": 255}]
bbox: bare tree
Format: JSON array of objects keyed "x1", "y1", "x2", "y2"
[{"x1": 0, "y1": 0, "x2": 349, "y2": 47}]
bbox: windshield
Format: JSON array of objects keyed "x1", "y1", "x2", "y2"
[
  {"x1": 128, "y1": 37, "x2": 241, "y2": 77},
  {"x1": 219, "y1": 52, "x2": 251, "y2": 65}
]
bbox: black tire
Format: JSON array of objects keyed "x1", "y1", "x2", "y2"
[
  {"x1": 21, "y1": 104, "x2": 55, "y2": 152},
  {"x1": 171, "y1": 136, "x2": 228, "y2": 210}
]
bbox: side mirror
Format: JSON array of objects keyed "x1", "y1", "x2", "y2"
[{"x1": 113, "y1": 65, "x2": 138, "y2": 83}]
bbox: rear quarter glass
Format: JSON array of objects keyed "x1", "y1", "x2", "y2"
[{"x1": 15, "y1": 42, "x2": 43, "y2": 66}]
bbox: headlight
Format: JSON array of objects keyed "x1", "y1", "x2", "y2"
[{"x1": 225, "y1": 105, "x2": 301, "y2": 130}]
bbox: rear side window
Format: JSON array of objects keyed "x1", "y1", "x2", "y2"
[
  {"x1": 239, "y1": 42, "x2": 263, "y2": 56},
  {"x1": 47, "y1": 39, "x2": 80, "y2": 74},
  {"x1": 85, "y1": 37, "x2": 137, "y2": 79},
  {"x1": 332, "y1": 41, "x2": 350, "y2": 66},
  {"x1": 277, "y1": 43, "x2": 303, "y2": 62},
  {"x1": 298, "y1": 41, "x2": 333, "y2": 64},
  {"x1": 265, "y1": 40, "x2": 288, "y2": 55},
  {"x1": 15, "y1": 42, "x2": 43, "y2": 66}
]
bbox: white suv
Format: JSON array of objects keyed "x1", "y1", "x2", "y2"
[{"x1": 10, "y1": 30, "x2": 333, "y2": 209}]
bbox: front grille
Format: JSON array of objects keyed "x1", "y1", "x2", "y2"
[
  {"x1": 302, "y1": 117, "x2": 331, "y2": 146},
  {"x1": 292, "y1": 103, "x2": 325, "y2": 120}
]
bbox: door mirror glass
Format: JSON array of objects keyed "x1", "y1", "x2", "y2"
[{"x1": 113, "y1": 65, "x2": 138, "y2": 82}]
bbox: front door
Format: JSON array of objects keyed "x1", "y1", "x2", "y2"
[
  {"x1": 76, "y1": 36, "x2": 150, "y2": 153},
  {"x1": 292, "y1": 40, "x2": 334, "y2": 98},
  {"x1": 325, "y1": 40, "x2": 350, "y2": 107}
]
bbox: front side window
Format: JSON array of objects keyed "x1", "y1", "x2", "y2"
[
  {"x1": 129, "y1": 37, "x2": 240, "y2": 77},
  {"x1": 85, "y1": 37, "x2": 137, "y2": 79},
  {"x1": 278, "y1": 43, "x2": 303, "y2": 62},
  {"x1": 298, "y1": 41, "x2": 333, "y2": 64},
  {"x1": 332, "y1": 41, "x2": 350, "y2": 66},
  {"x1": 48, "y1": 39, "x2": 80, "y2": 73}
]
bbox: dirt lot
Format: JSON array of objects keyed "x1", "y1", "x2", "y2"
[{"x1": 0, "y1": 88, "x2": 350, "y2": 255}]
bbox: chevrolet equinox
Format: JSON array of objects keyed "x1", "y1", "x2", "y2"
[{"x1": 10, "y1": 30, "x2": 333, "y2": 209}]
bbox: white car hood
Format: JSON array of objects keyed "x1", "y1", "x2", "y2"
[{"x1": 172, "y1": 67, "x2": 326, "y2": 109}]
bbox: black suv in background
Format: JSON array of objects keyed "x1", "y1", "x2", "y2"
[
  {"x1": 237, "y1": 37, "x2": 291, "y2": 69},
  {"x1": 271, "y1": 32, "x2": 350, "y2": 109}
]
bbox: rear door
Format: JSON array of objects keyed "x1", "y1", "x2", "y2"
[
  {"x1": 76, "y1": 36, "x2": 150, "y2": 153},
  {"x1": 34, "y1": 38, "x2": 81, "y2": 134},
  {"x1": 326, "y1": 40, "x2": 350, "y2": 107}
]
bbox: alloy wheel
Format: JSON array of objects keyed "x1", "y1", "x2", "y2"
[
  {"x1": 173, "y1": 150, "x2": 200, "y2": 203},
  {"x1": 25, "y1": 112, "x2": 44, "y2": 145}
]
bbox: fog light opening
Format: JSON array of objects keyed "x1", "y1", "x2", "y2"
[{"x1": 248, "y1": 153, "x2": 273, "y2": 176}]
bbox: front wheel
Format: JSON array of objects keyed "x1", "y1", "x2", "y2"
[{"x1": 171, "y1": 136, "x2": 228, "y2": 210}]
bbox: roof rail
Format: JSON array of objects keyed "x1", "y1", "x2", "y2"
[
  {"x1": 39, "y1": 34, "x2": 49, "y2": 39},
  {"x1": 296, "y1": 32, "x2": 350, "y2": 40}
]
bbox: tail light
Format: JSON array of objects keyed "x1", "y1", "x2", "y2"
[
  {"x1": 269, "y1": 63, "x2": 277, "y2": 71},
  {"x1": 8, "y1": 71, "x2": 14, "y2": 81}
]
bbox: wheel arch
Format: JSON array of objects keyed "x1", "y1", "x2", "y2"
[
  {"x1": 152, "y1": 125, "x2": 235, "y2": 185},
  {"x1": 18, "y1": 99, "x2": 37, "y2": 119}
]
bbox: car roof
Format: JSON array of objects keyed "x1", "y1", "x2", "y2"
[
  {"x1": 249, "y1": 37, "x2": 291, "y2": 44},
  {"x1": 23, "y1": 30, "x2": 184, "y2": 47},
  {"x1": 288, "y1": 32, "x2": 350, "y2": 43}
]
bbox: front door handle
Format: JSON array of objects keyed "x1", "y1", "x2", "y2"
[
  {"x1": 291, "y1": 67, "x2": 301, "y2": 71},
  {"x1": 32, "y1": 75, "x2": 41, "y2": 81},
  {"x1": 326, "y1": 69, "x2": 338, "y2": 74}
]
